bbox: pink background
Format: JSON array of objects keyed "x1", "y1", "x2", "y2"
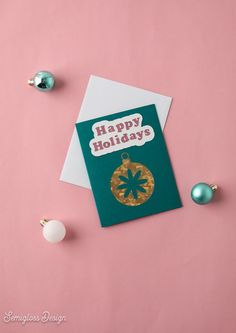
[{"x1": 1, "y1": 0, "x2": 236, "y2": 332}]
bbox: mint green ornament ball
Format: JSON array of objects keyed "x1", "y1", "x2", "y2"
[
  {"x1": 31, "y1": 71, "x2": 55, "y2": 91},
  {"x1": 191, "y1": 182, "x2": 214, "y2": 205}
]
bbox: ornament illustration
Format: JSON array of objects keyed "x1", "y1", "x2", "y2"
[{"x1": 110, "y1": 153, "x2": 154, "y2": 206}]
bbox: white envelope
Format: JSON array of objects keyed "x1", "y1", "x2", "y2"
[{"x1": 60, "y1": 75, "x2": 172, "y2": 189}]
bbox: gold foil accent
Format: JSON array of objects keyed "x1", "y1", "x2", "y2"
[{"x1": 110, "y1": 153, "x2": 154, "y2": 206}]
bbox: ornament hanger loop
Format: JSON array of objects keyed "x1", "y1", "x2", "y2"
[{"x1": 121, "y1": 152, "x2": 130, "y2": 160}]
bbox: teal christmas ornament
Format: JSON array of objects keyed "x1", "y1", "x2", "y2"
[
  {"x1": 191, "y1": 182, "x2": 218, "y2": 205},
  {"x1": 28, "y1": 71, "x2": 55, "y2": 91}
]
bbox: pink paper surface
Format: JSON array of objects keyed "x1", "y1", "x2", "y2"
[{"x1": 0, "y1": 1, "x2": 236, "y2": 332}]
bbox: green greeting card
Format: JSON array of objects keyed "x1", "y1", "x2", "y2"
[{"x1": 76, "y1": 104, "x2": 182, "y2": 227}]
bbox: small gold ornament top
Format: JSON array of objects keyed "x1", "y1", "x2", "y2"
[
  {"x1": 121, "y1": 152, "x2": 131, "y2": 166},
  {"x1": 40, "y1": 219, "x2": 48, "y2": 227},
  {"x1": 28, "y1": 79, "x2": 34, "y2": 86},
  {"x1": 210, "y1": 184, "x2": 218, "y2": 192}
]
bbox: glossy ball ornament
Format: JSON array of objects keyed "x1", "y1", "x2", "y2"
[
  {"x1": 40, "y1": 219, "x2": 66, "y2": 243},
  {"x1": 28, "y1": 71, "x2": 55, "y2": 91},
  {"x1": 191, "y1": 183, "x2": 218, "y2": 205}
]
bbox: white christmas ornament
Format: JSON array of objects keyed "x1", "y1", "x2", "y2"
[{"x1": 40, "y1": 219, "x2": 66, "y2": 243}]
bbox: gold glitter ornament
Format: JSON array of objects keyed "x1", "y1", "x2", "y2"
[{"x1": 110, "y1": 153, "x2": 154, "y2": 206}]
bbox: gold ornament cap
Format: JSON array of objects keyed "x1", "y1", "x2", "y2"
[
  {"x1": 210, "y1": 184, "x2": 218, "y2": 192},
  {"x1": 40, "y1": 219, "x2": 49, "y2": 226}
]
